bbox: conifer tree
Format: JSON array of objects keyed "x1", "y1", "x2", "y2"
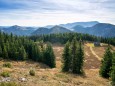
[
  {"x1": 111, "y1": 52, "x2": 115, "y2": 86},
  {"x1": 99, "y1": 46, "x2": 112, "y2": 78},
  {"x1": 0, "y1": 46, "x2": 2, "y2": 57},
  {"x1": 71, "y1": 37, "x2": 79, "y2": 73},
  {"x1": 76, "y1": 41, "x2": 84, "y2": 74},
  {"x1": 3, "y1": 45, "x2": 8, "y2": 59},
  {"x1": 44, "y1": 43, "x2": 56, "y2": 68},
  {"x1": 18, "y1": 46, "x2": 27, "y2": 60},
  {"x1": 62, "y1": 41, "x2": 71, "y2": 72}
]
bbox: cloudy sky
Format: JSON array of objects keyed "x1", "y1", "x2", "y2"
[{"x1": 0, "y1": 0, "x2": 115, "y2": 26}]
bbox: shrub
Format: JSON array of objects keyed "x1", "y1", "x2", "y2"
[
  {"x1": 29, "y1": 69, "x2": 35, "y2": 76},
  {"x1": 3, "y1": 63, "x2": 12, "y2": 68},
  {"x1": 1, "y1": 71, "x2": 10, "y2": 77},
  {"x1": 0, "y1": 82, "x2": 20, "y2": 86}
]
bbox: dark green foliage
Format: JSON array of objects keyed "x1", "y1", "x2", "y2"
[
  {"x1": 31, "y1": 44, "x2": 41, "y2": 62},
  {"x1": 2, "y1": 45, "x2": 8, "y2": 59},
  {"x1": 3, "y1": 62, "x2": 12, "y2": 68},
  {"x1": 29, "y1": 33, "x2": 115, "y2": 46},
  {"x1": 62, "y1": 38, "x2": 84, "y2": 74},
  {"x1": 111, "y1": 52, "x2": 115, "y2": 86},
  {"x1": 18, "y1": 46, "x2": 27, "y2": 60},
  {"x1": 62, "y1": 42, "x2": 71, "y2": 72},
  {"x1": 0, "y1": 46, "x2": 2, "y2": 57},
  {"x1": 71, "y1": 38, "x2": 79, "y2": 73},
  {"x1": 29, "y1": 69, "x2": 35, "y2": 76},
  {"x1": 44, "y1": 43, "x2": 56, "y2": 68},
  {"x1": 71, "y1": 38, "x2": 84, "y2": 74},
  {"x1": 72, "y1": 41, "x2": 84, "y2": 74},
  {"x1": 1, "y1": 71, "x2": 10, "y2": 77},
  {"x1": 0, "y1": 32, "x2": 56, "y2": 68},
  {"x1": 99, "y1": 46, "x2": 112, "y2": 78}
]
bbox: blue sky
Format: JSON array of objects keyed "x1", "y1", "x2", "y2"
[{"x1": 0, "y1": 0, "x2": 115, "y2": 26}]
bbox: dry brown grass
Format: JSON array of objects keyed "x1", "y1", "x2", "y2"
[{"x1": 0, "y1": 43, "x2": 114, "y2": 86}]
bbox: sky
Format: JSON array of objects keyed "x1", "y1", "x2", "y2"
[{"x1": 0, "y1": 0, "x2": 115, "y2": 26}]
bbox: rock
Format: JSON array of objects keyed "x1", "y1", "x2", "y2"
[
  {"x1": 19, "y1": 77, "x2": 27, "y2": 82},
  {"x1": 0, "y1": 77, "x2": 11, "y2": 82}
]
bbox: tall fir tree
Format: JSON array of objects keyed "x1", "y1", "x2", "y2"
[
  {"x1": 99, "y1": 46, "x2": 112, "y2": 78},
  {"x1": 0, "y1": 46, "x2": 2, "y2": 57},
  {"x1": 2, "y1": 45, "x2": 8, "y2": 59},
  {"x1": 62, "y1": 41, "x2": 71, "y2": 72},
  {"x1": 18, "y1": 46, "x2": 27, "y2": 60},
  {"x1": 111, "y1": 52, "x2": 115, "y2": 86},
  {"x1": 44, "y1": 43, "x2": 56, "y2": 68},
  {"x1": 71, "y1": 37, "x2": 79, "y2": 73},
  {"x1": 76, "y1": 41, "x2": 84, "y2": 74}
]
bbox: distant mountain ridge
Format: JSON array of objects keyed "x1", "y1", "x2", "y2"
[
  {"x1": 0, "y1": 25, "x2": 37, "y2": 36},
  {"x1": 0, "y1": 21, "x2": 115, "y2": 37},
  {"x1": 72, "y1": 23, "x2": 115, "y2": 37},
  {"x1": 32, "y1": 25, "x2": 71, "y2": 35},
  {"x1": 45, "y1": 21, "x2": 99, "y2": 29}
]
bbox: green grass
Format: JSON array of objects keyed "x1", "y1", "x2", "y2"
[
  {"x1": 0, "y1": 82, "x2": 21, "y2": 86},
  {"x1": 1, "y1": 71, "x2": 10, "y2": 77}
]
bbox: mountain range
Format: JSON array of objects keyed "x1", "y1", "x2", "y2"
[
  {"x1": 0, "y1": 21, "x2": 115, "y2": 37},
  {"x1": 32, "y1": 25, "x2": 71, "y2": 35}
]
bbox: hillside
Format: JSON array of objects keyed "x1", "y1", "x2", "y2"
[
  {"x1": 0, "y1": 43, "x2": 114, "y2": 86},
  {"x1": 0, "y1": 22, "x2": 115, "y2": 37},
  {"x1": 45, "y1": 21, "x2": 99, "y2": 29},
  {"x1": 32, "y1": 25, "x2": 71, "y2": 35},
  {"x1": 0, "y1": 25, "x2": 36, "y2": 36},
  {"x1": 72, "y1": 23, "x2": 115, "y2": 37}
]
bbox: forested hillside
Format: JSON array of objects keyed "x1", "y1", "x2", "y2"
[
  {"x1": 30, "y1": 33, "x2": 115, "y2": 46},
  {"x1": 0, "y1": 32, "x2": 55, "y2": 68}
]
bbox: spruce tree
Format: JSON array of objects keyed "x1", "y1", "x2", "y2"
[
  {"x1": 111, "y1": 52, "x2": 115, "y2": 86},
  {"x1": 18, "y1": 46, "x2": 27, "y2": 60},
  {"x1": 0, "y1": 46, "x2": 2, "y2": 57},
  {"x1": 71, "y1": 37, "x2": 79, "y2": 73},
  {"x1": 99, "y1": 46, "x2": 112, "y2": 78},
  {"x1": 44, "y1": 43, "x2": 56, "y2": 68},
  {"x1": 62, "y1": 41, "x2": 71, "y2": 72},
  {"x1": 3, "y1": 45, "x2": 8, "y2": 59},
  {"x1": 76, "y1": 41, "x2": 84, "y2": 74}
]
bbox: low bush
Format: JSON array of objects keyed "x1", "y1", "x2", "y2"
[
  {"x1": 3, "y1": 63, "x2": 12, "y2": 68},
  {"x1": 29, "y1": 69, "x2": 35, "y2": 76},
  {"x1": 1, "y1": 71, "x2": 10, "y2": 77}
]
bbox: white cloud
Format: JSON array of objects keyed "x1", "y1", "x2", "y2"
[{"x1": 0, "y1": 0, "x2": 115, "y2": 26}]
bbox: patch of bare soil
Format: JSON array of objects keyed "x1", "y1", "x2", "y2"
[{"x1": 84, "y1": 45, "x2": 101, "y2": 69}]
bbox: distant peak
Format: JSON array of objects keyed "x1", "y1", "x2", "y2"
[{"x1": 12, "y1": 25, "x2": 20, "y2": 27}]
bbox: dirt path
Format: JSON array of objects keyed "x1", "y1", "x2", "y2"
[
  {"x1": 84, "y1": 46, "x2": 101, "y2": 69},
  {"x1": 90, "y1": 47, "x2": 102, "y2": 61}
]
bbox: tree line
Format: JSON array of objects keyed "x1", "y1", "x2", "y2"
[
  {"x1": 29, "y1": 33, "x2": 115, "y2": 46},
  {"x1": 0, "y1": 32, "x2": 55, "y2": 68}
]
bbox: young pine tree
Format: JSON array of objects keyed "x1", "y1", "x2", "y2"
[
  {"x1": 76, "y1": 42, "x2": 84, "y2": 74},
  {"x1": 44, "y1": 43, "x2": 56, "y2": 68},
  {"x1": 111, "y1": 52, "x2": 115, "y2": 86},
  {"x1": 71, "y1": 37, "x2": 79, "y2": 73},
  {"x1": 62, "y1": 42, "x2": 71, "y2": 72},
  {"x1": 99, "y1": 46, "x2": 112, "y2": 78}
]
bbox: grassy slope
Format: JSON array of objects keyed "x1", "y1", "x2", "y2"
[{"x1": 0, "y1": 43, "x2": 113, "y2": 86}]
